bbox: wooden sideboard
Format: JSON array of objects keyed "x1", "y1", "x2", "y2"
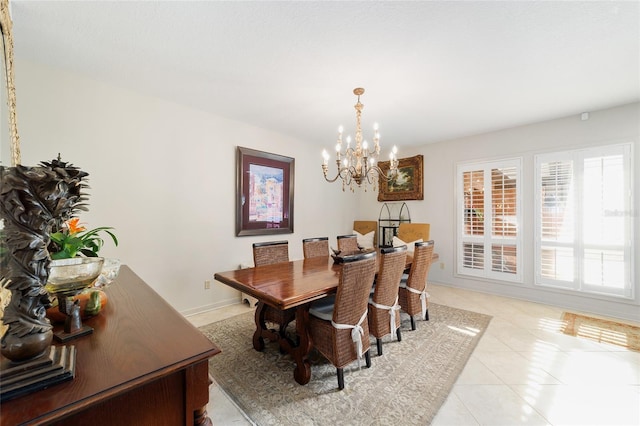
[{"x1": 1, "y1": 265, "x2": 220, "y2": 425}]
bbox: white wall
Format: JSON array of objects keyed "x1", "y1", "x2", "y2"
[
  {"x1": 15, "y1": 58, "x2": 359, "y2": 315},
  {"x1": 358, "y1": 102, "x2": 640, "y2": 322},
  {"x1": 13, "y1": 59, "x2": 639, "y2": 321}
]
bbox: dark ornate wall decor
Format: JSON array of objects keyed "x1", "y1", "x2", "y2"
[
  {"x1": 0, "y1": 158, "x2": 89, "y2": 362},
  {"x1": 377, "y1": 154, "x2": 424, "y2": 201}
]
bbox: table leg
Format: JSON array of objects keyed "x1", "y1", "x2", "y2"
[
  {"x1": 253, "y1": 301, "x2": 312, "y2": 385},
  {"x1": 291, "y1": 304, "x2": 312, "y2": 385},
  {"x1": 252, "y1": 301, "x2": 267, "y2": 351}
]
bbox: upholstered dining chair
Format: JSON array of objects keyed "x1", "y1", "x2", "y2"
[
  {"x1": 336, "y1": 234, "x2": 359, "y2": 252},
  {"x1": 252, "y1": 241, "x2": 295, "y2": 343},
  {"x1": 308, "y1": 251, "x2": 377, "y2": 390},
  {"x1": 368, "y1": 245, "x2": 407, "y2": 356},
  {"x1": 302, "y1": 237, "x2": 329, "y2": 259},
  {"x1": 353, "y1": 220, "x2": 378, "y2": 248},
  {"x1": 398, "y1": 240, "x2": 435, "y2": 330},
  {"x1": 396, "y1": 223, "x2": 430, "y2": 244}
]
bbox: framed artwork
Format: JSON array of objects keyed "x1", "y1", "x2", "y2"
[
  {"x1": 236, "y1": 146, "x2": 294, "y2": 236},
  {"x1": 377, "y1": 154, "x2": 424, "y2": 201}
]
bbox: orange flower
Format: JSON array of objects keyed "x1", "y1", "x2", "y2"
[
  {"x1": 66, "y1": 218, "x2": 86, "y2": 235},
  {"x1": 50, "y1": 218, "x2": 118, "y2": 259}
]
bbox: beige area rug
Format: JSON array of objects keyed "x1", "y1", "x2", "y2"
[
  {"x1": 561, "y1": 312, "x2": 640, "y2": 352},
  {"x1": 200, "y1": 303, "x2": 492, "y2": 426}
]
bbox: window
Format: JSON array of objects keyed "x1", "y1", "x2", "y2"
[
  {"x1": 457, "y1": 158, "x2": 522, "y2": 282},
  {"x1": 535, "y1": 143, "x2": 633, "y2": 298}
]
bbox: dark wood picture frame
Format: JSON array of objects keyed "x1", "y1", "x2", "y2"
[
  {"x1": 377, "y1": 154, "x2": 424, "y2": 201},
  {"x1": 236, "y1": 146, "x2": 294, "y2": 236}
]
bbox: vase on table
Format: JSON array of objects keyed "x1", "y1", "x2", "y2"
[{"x1": 45, "y1": 257, "x2": 104, "y2": 342}]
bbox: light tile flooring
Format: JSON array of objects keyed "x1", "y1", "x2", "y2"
[{"x1": 186, "y1": 284, "x2": 640, "y2": 425}]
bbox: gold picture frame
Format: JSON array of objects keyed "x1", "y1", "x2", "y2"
[{"x1": 378, "y1": 154, "x2": 424, "y2": 201}]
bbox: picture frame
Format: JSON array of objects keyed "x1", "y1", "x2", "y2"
[
  {"x1": 236, "y1": 146, "x2": 294, "y2": 236},
  {"x1": 377, "y1": 154, "x2": 424, "y2": 201}
]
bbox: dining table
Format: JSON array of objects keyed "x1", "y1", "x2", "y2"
[{"x1": 213, "y1": 250, "x2": 438, "y2": 385}]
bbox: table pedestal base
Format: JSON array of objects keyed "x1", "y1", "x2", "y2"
[{"x1": 253, "y1": 302, "x2": 312, "y2": 385}]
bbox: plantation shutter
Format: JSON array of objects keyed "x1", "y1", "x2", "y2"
[
  {"x1": 535, "y1": 143, "x2": 632, "y2": 298},
  {"x1": 458, "y1": 159, "x2": 522, "y2": 282}
]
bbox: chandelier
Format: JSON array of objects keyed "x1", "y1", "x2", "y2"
[{"x1": 322, "y1": 88, "x2": 398, "y2": 192}]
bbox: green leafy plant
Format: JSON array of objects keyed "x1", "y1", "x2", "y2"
[{"x1": 49, "y1": 217, "x2": 118, "y2": 260}]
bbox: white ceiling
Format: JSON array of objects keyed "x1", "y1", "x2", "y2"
[{"x1": 10, "y1": 1, "x2": 640, "y2": 149}]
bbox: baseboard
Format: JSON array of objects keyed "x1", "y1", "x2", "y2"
[{"x1": 181, "y1": 296, "x2": 241, "y2": 317}]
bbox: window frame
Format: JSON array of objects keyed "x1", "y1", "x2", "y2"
[
  {"x1": 456, "y1": 157, "x2": 523, "y2": 283},
  {"x1": 534, "y1": 142, "x2": 634, "y2": 299}
]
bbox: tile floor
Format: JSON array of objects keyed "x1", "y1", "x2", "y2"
[{"x1": 186, "y1": 284, "x2": 640, "y2": 425}]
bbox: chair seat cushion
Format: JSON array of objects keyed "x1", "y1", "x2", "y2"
[
  {"x1": 309, "y1": 295, "x2": 335, "y2": 321},
  {"x1": 399, "y1": 275, "x2": 408, "y2": 289}
]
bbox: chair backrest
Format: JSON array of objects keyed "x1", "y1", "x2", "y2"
[
  {"x1": 337, "y1": 234, "x2": 359, "y2": 252},
  {"x1": 333, "y1": 251, "x2": 377, "y2": 325},
  {"x1": 353, "y1": 220, "x2": 377, "y2": 248},
  {"x1": 397, "y1": 223, "x2": 430, "y2": 243},
  {"x1": 372, "y1": 245, "x2": 408, "y2": 305},
  {"x1": 252, "y1": 240, "x2": 289, "y2": 266},
  {"x1": 406, "y1": 240, "x2": 435, "y2": 291},
  {"x1": 302, "y1": 237, "x2": 329, "y2": 259}
]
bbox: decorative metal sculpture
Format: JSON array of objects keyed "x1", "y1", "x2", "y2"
[{"x1": 0, "y1": 157, "x2": 89, "y2": 362}]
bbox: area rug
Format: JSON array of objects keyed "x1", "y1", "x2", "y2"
[
  {"x1": 561, "y1": 312, "x2": 640, "y2": 352},
  {"x1": 199, "y1": 303, "x2": 492, "y2": 426}
]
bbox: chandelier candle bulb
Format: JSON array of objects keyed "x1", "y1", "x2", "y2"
[
  {"x1": 322, "y1": 87, "x2": 398, "y2": 191},
  {"x1": 322, "y1": 150, "x2": 329, "y2": 165}
]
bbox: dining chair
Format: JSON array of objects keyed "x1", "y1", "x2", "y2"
[
  {"x1": 252, "y1": 241, "x2": 295, "y2": 343},
  {"x1": 308, "y1": 251, "x2": 377, "y2": 390},
  {"x1": 252, "y1": 240, "x2": 289, "y2": 266},
  {"x1": 353, "y1": 220, "x2": 377, "y2": 248},
  {"x1": 396, "y1": 223, "x2": 430, "y2": 244},
  {"x1": 336, "y1": 234, "x2": 359, "y2": 252},
  {"x1": 302, "y1": 237, "x2": 329, "y2": 259},
  {"x1": 398, "y1": 240, "x2": 435, "y2": 330},
  {"x1": 368, "y1": 245, "x2": 407, "y2": 356}
]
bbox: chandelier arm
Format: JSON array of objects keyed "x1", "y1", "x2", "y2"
[
  {"x1": 345, "y1": 165, "x2": 358, "y2": 179},
  {"x1": 373, "y1": 165, "x2": 398, "y2": 182},
  {"x1": 322, "y1": 165, "x2": 345, "y2": 183}
]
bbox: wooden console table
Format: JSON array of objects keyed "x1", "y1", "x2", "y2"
[{"x1": 1, "y1": 265, "x2": 220, "y2": 425}]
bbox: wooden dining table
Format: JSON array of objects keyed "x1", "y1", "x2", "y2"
[
  {"x1": 214, "y1": 250, "x2": 437, "y2": 385},
  {"x1": 214, "y1": 255, "x2": 344, "y2": 385}
]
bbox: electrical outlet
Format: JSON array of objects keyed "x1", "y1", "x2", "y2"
[
  {"x1": 439, "y1": 262, "x2": 445, "y2": 270},
  {"x1": 204, "y1": 280, "x2": 211, "y2": 290}
]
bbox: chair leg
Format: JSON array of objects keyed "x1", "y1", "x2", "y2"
[
  {"x1": 396, "y1": 327, "x2": 402, "y2": 342},
  {"x1": 365, "y1": 350, "x2": 372, "y2": 368},
  {"x1": 376, "y1": 338, "x2": 383, "y2": 356},
  {"x1": 425, "y1": 309, "x2": 429, "y2": 321},
  {"x1": 410, "y1": 316, "x2": 416, "y2": 330},
  {"x1": 337, "y1": 368, "x2": 344, "y2": 390}
]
